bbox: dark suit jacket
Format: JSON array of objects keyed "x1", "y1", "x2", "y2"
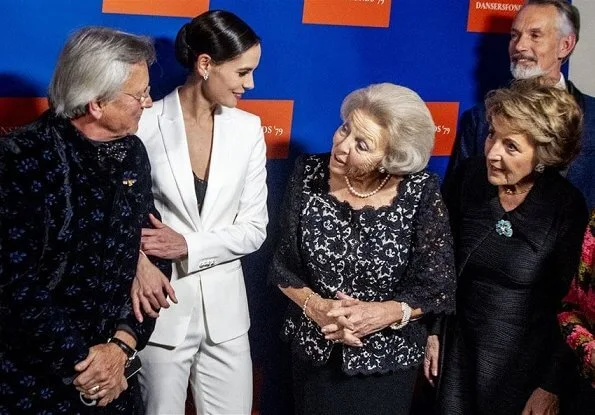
[
  {"x1": 443, "y1": 81, "x2": 595, "y2": 208},
  {"x1": 0, "y1": 112, "x2": 171, "y2": 414}
]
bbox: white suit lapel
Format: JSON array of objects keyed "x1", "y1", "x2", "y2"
[
  {"x1": 200, "y1": 107, "x2": 231, "y2": 227},
  {"x1": 158, "y1": 89, "x2": 202, "y2": 232}
]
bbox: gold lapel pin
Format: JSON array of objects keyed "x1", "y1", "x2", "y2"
[{"x1": 122, "y1": 179, "x2": 137, "y2": 187}]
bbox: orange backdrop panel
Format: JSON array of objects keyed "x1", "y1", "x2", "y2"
[
  {"x1": 237, "y1": 100, "x2": 294, "y2": 160},
  {"x1": 0, "y1": 97, "x2": 292, "y2": 160},
  {"x1": 303, "y1": 0, "x2": 392, "y2": 28},
  {"x1": 0, "y1": 97, "x2": 49, "y2": 135},
  {"x1": 426, "y1": 102, "x2": 460, "y2": 156},
  {"x1": 467, "y1": 0, "x2": 524, "y2": 33},
  {"x1": 102, "y1": 0, "x2": 209, "y2": 18}
]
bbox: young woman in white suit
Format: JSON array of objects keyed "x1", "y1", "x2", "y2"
[{"x1": 132, "y1": 10, "x2": 268, "y2": 414}]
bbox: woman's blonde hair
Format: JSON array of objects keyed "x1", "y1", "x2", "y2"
[{"x1": 485, "y1": 77, "x2": 582, "y2": 168}]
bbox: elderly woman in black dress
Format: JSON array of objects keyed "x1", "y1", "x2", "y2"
[
  {"x1": 269, "y1": 83, "x2": 456, "y2": 415},
  {"x1": 437, "y1": 78, "x2": 589, "y2": 414}
]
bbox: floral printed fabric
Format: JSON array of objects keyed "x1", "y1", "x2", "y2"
[
  {"x1": 559, "y1": 209, "x2": 595, "y2": 382},
  {"x1": 0, "y1": 112, "x2": 170, "y2": 414}
]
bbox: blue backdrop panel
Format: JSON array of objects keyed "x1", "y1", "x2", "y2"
[{"x1": 0, "y1": 1, "x2": 529, "y2": 412}]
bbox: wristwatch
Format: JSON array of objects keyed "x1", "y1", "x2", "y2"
[{"x1": 107, "y1": 336, "x2": 137, "y2": 367}]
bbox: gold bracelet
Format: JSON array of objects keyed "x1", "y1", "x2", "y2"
[{"x1": 302, "y1": 292, "x2": 318, "y2": 320}]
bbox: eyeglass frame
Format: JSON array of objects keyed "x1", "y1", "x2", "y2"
[{"x1": 121, "y1": 85, "x2": 151, "y2": 105}]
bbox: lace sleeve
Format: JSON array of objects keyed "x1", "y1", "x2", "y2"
[
  {"x1": 396, "y1": 174, "x2": 456, "y2": 315},
  {"x1": 268, "y1": 155, "x2": 308, "y2": 288}
]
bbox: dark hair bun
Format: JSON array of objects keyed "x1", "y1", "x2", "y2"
[
  {"x1": 174, "y1": 10, "x2": 260, "y2": 70},
  {"x1": 174, "y1": 23, "x2": 195, "y2": 69}
]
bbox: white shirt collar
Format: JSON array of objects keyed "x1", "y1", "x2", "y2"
[{"x1": 555, "y1": 73, "x2": 566, "y2": 90}]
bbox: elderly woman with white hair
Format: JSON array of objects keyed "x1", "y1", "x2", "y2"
[{"x1": 269, "y1": 83, "x2": 456, "y2": 415}]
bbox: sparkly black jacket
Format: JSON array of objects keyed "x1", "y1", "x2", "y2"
[{"x1": 0, "y1": 111, "x2": 171, "y2": 414}]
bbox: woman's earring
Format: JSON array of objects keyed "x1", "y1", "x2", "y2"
[
  {"x1": 534, "y1": 163, "x2": 545, "y2": 173},
  {"x1": 378, "y1": 166, "x2": 386, "y2": 173},
  {"x1": 203, "y1": 72, "x2": 209, "y2": 81}
]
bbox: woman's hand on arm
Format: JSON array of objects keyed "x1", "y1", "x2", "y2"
[
  {"x1": 141, "y1": 214, "x2": 188, "y2": 260},
  {"x1": 132, "y1": 251, "x2": 177, "y2": 322}
]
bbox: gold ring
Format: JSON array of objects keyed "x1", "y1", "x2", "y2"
[{"x1": 89, "y1": 385, "x2": 100, "y2": 394}]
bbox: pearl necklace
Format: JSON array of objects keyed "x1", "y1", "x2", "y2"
[{"x1": 344, "y1": 174, "x2": 391, "y2": 198}]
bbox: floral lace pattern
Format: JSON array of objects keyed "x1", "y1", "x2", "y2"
[{"x1": 270, "y1": 154, "x2": 455, "y2": 375}]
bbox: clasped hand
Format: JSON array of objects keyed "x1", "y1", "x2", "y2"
[
  {"x1": 315, "y1": 292, "x2": 401, "y2": 347},
  {"x1": 73, "y1": 343, "x2": 128, "y2": 407}
]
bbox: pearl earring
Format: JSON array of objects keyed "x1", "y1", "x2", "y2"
[
  {"x1": 203, "y1": 72, "x2": 209, "y2": 81},
  {"x1": 378, "y1": 166, "x2": 386, "y2": 173},
  {"x1": 535, "y1": 163, "x2": 545, "y2": 173}
]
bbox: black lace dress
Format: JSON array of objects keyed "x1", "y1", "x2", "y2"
[{"x1": 269, "y1": 154, "x2": 456, "y2": 414}]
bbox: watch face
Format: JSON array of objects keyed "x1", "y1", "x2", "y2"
[{"x1": 125, "y1": 354, "x2": 142, "y2": 379}]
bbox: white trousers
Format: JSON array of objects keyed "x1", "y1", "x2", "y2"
[{"x1": 138, "y1": 282, "x2": 253, "y2": 415}]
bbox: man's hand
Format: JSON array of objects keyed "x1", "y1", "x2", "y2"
[
  {"x1": 73, "y1": 345, "x2": 127, "y2": 406},
  {"x1": 521, "y1": 387, "x2": 559, "y2": 415},
  {"x1": 132, "y1": 252, "x2": 177, "y2": 322}
]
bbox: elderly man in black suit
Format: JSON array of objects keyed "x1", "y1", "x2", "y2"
[{"x1": 0, "y1": 27, "x2": 171, "y2": 413}]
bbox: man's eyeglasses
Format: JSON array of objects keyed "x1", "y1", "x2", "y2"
[{"x1": 122, "y1": 86, "x2": 151, "y2": 105}]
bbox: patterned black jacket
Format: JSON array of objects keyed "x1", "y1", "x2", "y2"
[{"x1": 0, "y1": 111, "x2": 171, "y2": 414}]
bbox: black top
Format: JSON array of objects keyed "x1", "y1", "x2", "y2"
[
  {"x1": 193, "y1": 174, "x2": 208, "y2": 214},
  {"x1": 439, "y1": 157, "x2": 588, "y2": 414},
  {"x1": 269, "y1": 154, "x2": 456, "y2": 375}
]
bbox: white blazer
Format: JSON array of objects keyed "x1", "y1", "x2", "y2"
[{"x1": 136, "y1": 88, "x2": 268, "y2": 346}]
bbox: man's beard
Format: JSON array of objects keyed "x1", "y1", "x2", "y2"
[{"x1": 510, "y1": 61, "x2": 546, "y2": 79}]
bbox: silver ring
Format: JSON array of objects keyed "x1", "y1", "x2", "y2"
[{"x1": 80, "y1": 392, "x2": 97, "y2": 406}]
